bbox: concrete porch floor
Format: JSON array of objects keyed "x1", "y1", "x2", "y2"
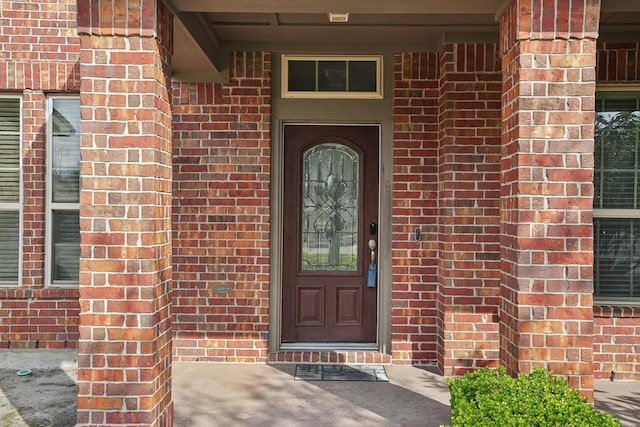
[
  {"x1": 0, "y1": 350, "x2": 639, "y2": 426},
  {"x1": 173, "y1": 363, "x2": 640, "y2": 427}
]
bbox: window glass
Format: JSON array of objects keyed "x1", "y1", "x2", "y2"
[
  {"x1": 283, "y1": 56, "x2": 382, "y2": 98},
  {"x1": 51, "y1": 99, "x2": 80, "y2": 203},
  {"x1": 0, "y1": 97, "x2": 20, "y2": 285},
  {"x1": 595, "y1": 218, "x2": 640, "y2": 298},
  {"x1": 301, "y1": 143, "x2": 359, "y2": 271},
  {"x1": 52, "y1": 210, "x2": 80, "y2": 283},
  {"x1": 318, "y1": 61, "x2": 347, "y2": 92},
  {"x1": 288, "y1": 60, "x2": 316, "y2": 91},
  {"x1": 0, "y1": 98, "x2": 20, "y2": 203},
  {"x1": 594, "y1": 94, "x2": 640, "y2": 299},
  {"x1": 49, "y1": 97, "x2": 80, "y2": 286},
  {"x1": 0, "y1": 211, "x2": 19, "y2": 282},
  {"x1": 348, "y1": 61, "x2": 377, "y2": 92}
]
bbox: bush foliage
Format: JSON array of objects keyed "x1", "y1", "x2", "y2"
[{"x1": 446, "y1": 366, "x2": 620, "y2": 427}]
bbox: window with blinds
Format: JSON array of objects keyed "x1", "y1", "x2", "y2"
[
  {"x1": 0, "y1": 97, "x2": 21, "y2": 285},
  {"x1": 48, "y1": 97, "x2": 80, "y2": 286},
  {"x1": 594, "y1": 92, "x2": 640, "y2": 300}
]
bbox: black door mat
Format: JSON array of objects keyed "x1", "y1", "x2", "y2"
[{"x1": 294, "y1": 364, "x2": 389, "y2": 382}]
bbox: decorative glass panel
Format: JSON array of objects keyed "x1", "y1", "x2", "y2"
[
  {"x1": 0, "y1": 211, "x2": 19, "y2": 282},
  {"x1": 302, "y1": 143, "x2": 359, "y2": 271},
  {"x1": 52, "y1": 210, "x2": 80, "y2": 283},
  {"x1": 595, "y1": 218, "x2": 640, "y2": 298},
  {"x1": 0, "y1": 98, "x2": 20, "y2": 203},
  {"x1": 51, "y1": 98, "x2": 80, "y2": 203}
]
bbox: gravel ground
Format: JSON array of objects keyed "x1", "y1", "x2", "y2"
[{"x1": 0, "y1": 367, "x2": 77, "y2": 427}]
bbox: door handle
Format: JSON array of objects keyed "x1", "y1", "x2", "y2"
[
  {"x1": 367, "y1": 239, "x2": 377, "y2": 288},
  {"x1": 368, "y1": 239, "x2": 376, "y2": 264}
]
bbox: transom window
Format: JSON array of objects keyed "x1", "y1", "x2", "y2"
[
  {"x1": 282, "y1": 55, "x2": 382, "y2": 99},
  {"x1": 594, "y1": 92, "x2": 640, "y2": 300},
  {"x1": 0, "y1": 97, "x2": 21, "y2": 286}
]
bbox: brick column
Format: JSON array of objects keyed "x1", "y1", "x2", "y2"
[
  {"x1": 436, "y1": 43, "x2": 502, "y2": 375},
  {"x1": 499, "y1": 0, "x2": 600, "y2": 398},
  {"x1": 76, "y1": 1, "x2": 174, "y2": 425}
]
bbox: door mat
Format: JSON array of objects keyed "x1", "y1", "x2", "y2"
[{"x1": 294, "y1": 364, "x2": 388, "y2": 382}]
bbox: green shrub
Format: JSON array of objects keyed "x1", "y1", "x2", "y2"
[{"x1": 446, "y1": 366, "x2": 620, "y2": 427}]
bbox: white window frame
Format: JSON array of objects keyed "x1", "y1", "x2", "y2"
[
  {"x1": 0, "y1": 95, "x2": 22, "y2": 287},
  {"x1": 46, "y1": 95, "x2": 80, "y2": 287},
  {"x1": 281, "y1": 55, "x2": 383, "y2": 99},
  {"x1": 594, "y1": 85, "x2": 640, "y2": 304}
]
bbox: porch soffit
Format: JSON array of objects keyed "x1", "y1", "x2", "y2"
[{"x1": 166, "y1": 0, "x2": 640, "y2": 82}]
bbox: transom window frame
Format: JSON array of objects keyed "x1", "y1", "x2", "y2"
[
  {"x1": 0, "y1": 95, "x2": 22, "y2": 287},
  {"x1": 594, "y1": 85, "x2": 640, "y2": 304},
  {"x1": 46, "y1": 95, "x2": 80, "y2": 288},
  {"x1": 281, "y1": 54, "x2": 383, "y2": 99}
]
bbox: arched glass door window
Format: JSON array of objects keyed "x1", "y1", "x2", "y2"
[{"x1": 301, "y1": 143, "x2": 360, "y2": 271}]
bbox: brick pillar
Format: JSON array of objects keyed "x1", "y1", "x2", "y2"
[
  {"x1": 498, "y1": 0, "x2": 600, "y2": 399},
  {"x1": 76, "y1": 1, "x2": 174, "y2": 425},
  {"x1": 436, "y1": 43, "x2": 502, "y2": 375}
]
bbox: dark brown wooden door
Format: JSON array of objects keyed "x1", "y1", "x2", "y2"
[{"x1": 282, "y1": 125, "x2": 379, "y2": 342}]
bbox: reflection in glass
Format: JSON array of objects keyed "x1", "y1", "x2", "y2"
[
  {"x1": 318, "y1": 61, "x2": 346, "y2": 92},
  {"x1": 302, "y1": 143, "x2": 359, "y2": 271},
  {"x1": 52, "y1": 99, "x2": 80, "y2": 203},
  {"x1": 288, "y1": 60, "x2": 316, "y2": 91},
  {"x1": 595, "y1": 218, "x2": 640, "y2": 298},
  {"x1": 349, "y1": 61, "x2": 377, "y2": 92},
  {"x1": 52, "y1": 210, "x2": 80, "y2": 283},
  {"x1": 594, "y1": 96, "x2": 640, "y2": 298}
]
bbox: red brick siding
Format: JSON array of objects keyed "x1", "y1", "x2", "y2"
[
  {"x1": 593, "y1": 306, "x2": 640, "y2": 380},
  {"x1": 499, "y1": 0, "x2": 598, "y2": 396},
  {"x1": 0, "y1": 0, "x2": 80, "y2": 349},
  {"x1": 392, "y1": 52, "x2": 440, "y2": 364},
  {"x1": 597, "y1": 42, "x2": 640, "y2": 82},
  {"x1": 437, "y1": 43, "x2": 502, "y2": 375},
  {"x1": 171, "y1": 51, "x2": 271, "y2": 362},
  {"x1": 76, "y1": 1, "x2": 174, "y2": 424},
  {"x1": 0, "y1": 0, "x2": 80, "y2": 91}
]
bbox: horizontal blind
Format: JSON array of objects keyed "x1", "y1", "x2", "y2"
[
  {"x1": 0, "y1": 98, "x2": 20, "y2": 203},
  {"x1": 0, "y1": 211, "x2": 19, "y2": 282},
  {"x1": 52, "y1": 210, "x2": 79, "y2": 283}
]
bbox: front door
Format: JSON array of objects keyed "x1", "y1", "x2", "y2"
[{"x1": 282, "y1": 125, "x2": 379, "y2": 343}]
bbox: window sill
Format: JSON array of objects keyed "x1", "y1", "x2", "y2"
[{"x1": 594, "y1": 303, "x2": 640, "y2": 318}]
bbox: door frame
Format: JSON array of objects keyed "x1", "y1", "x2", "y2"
[
  {"x1": 270, "y1": 122, "x2": 390, "y2": 352},
  {"x1": 269, "y1": 53, "x2": 394, "y2": 353}
]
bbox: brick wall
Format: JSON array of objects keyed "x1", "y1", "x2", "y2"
[
  {"x1": 437, "y1": 43, "x2": 502, "y2": 375},
  {"x1": 499, "y1": 0, "x2": 599, "y2": 397},
  {"x1": 171, "y1": 51, "x2": 271, "y2": 362},
  {"x1": 0, "y1": 0, "x2": 80, "y2": 349},
  {"x1": 597, "y1": 42, "x2": 640, "y2": 82},
  {"x1": 391, "y1": 52, "x2": 440, "y2": 364},
  {"x1": 76, "y1": 0, "x2": 174, "y2": 424},
  {"x1": 593, "y1": 306, "x2": 640, "y2": 380}
]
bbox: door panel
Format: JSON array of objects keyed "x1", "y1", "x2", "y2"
[
  {"x1": 297, "y1": 286, "x2": 324, "y2": 326},
  {"x1": 335, "y1": 286, "x2": 362, "y2": 325},
  {"x1": 282, "y1": 125, "x2": 379, "y2": 343}
]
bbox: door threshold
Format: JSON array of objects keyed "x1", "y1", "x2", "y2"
[{"x1": 280, "y1": 343, "x2": 378, "y2": 351}]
